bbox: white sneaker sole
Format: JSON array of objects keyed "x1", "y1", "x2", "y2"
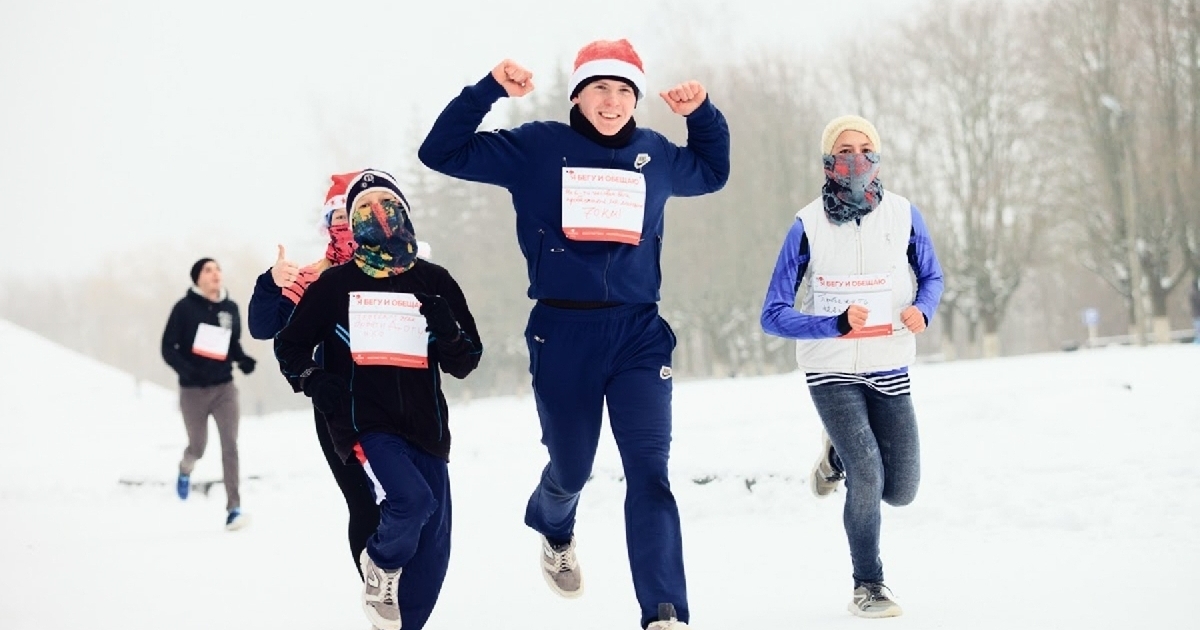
[
  {"x1": 362, "y1": 603, "x2": 400, "y2": 630},
  {"x1": 541, "y1": 564, "x2": 585, "y2": 599},
  {"x1": 225, "y1": 514, "x2": 251, "y2": 531},
  {"x1": 848, "y1": 602, "x2": 904, "y2": 618}
]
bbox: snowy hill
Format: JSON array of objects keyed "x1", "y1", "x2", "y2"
[{"x1": 0, "y1": 317, "x2": 1197, "y2": 630}]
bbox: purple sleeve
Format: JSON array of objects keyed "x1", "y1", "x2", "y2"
[
  {"x1": 760, "y1": 218, "x2": 843, "y2": 340},
  {"x1": 908, "y1": 205, "x2": 945, "y2": 324}
]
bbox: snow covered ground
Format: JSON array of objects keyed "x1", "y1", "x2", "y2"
[{"x1": 1, "y1": 318, "x2": 1196, "y2": 630}]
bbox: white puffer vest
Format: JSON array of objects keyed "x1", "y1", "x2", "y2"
[{"x1": 794, "y1": 191, "x2": 916, "y2": 373}]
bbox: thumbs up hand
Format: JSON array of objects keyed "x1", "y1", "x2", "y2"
[{"x1": 270, "y1": 244, "x2": 300, "y2": 288}]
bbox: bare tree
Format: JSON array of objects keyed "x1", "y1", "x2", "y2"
[
  {"x1": 1136, "y1": 0, "x2": 1199, "y2": 339},
  {"x1": 1035, "y1": 0, "x2": 1197, "y2": 342},
  {"x1": 646, "y1": 54, "x2": 827, "y2": 377},
  {"x1": 839, "y1": 0, "x2": 1051, "y2": 358}
]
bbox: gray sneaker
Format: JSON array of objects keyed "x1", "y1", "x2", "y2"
[
  {"x1": 849, "y1": 582, "x2": 903, "y2": 618},
  {"x1": 540, "y1": 535, "x2": 584, "y2": 598},
  {"x1": 810, "y1": 431, "x2": 844, "y2": 498},
  {"x1": 359, "y1": 549, "x2": 402, "y2": 630}
]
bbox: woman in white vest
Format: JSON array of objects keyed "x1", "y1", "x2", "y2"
[{"x1": 759, "y1": 115, "x2": 944, "y2": 619}]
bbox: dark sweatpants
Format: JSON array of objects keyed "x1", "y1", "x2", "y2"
[
  {"x1": 522, "y1": 302, "x2": 687, "y2": 628},
  {"x1": 312, "y1": 407, "x2": 381, "y2": 579},
  {"x1": 358, "y1": 432, "x2": 452, "y2": 630}
]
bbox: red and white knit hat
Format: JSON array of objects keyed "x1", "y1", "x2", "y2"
[
  {"x1": 568, "y1": 39, "x2": 646, "y2": 102},
  {"x1": 321, "y1": 171, "x2": 360, "y2": 227}
]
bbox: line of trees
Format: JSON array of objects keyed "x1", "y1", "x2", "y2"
[{"x1": 3, "y1": 0, "x2": 1197, "y2": 415}]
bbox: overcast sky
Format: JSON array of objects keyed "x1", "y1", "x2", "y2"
[{"x1": 0, "y1": 0, "x2": 925, "y2": 280}]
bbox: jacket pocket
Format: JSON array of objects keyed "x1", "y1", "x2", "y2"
[
  {"x1": 658, "y1": 314, "x2": 677, "y2": 351},
  {"x1": 654, "y1": 234, "x2": 663, "y2": 288},
  {"x1": 525, "y1": 321, "x2": 545, "y2": 393}
]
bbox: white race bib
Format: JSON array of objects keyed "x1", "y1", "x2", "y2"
[
  {"x1": 561, "y1": 167, "x2": 646, "y2": 245},
  {"x1": 192, "y1": 323, "x2": 232, "y2": 360},
  {"x1": 348, "y1": 292, "x2": 429, "y2": 368},
  {"x1": 812, "y1": 273, "x2": 894, "y2": 339}
]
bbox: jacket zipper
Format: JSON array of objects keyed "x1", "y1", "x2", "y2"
[
  {"x1": 533, "y1": 229, "x2": 545, "y2": 287},
  {"x1": 603, "y1": 252, "x2": 611, "y2": 301}
]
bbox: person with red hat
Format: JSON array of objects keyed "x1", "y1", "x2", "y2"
[
  {"x1": 248, "y1": 171, "x2": 389, "y2": 580},
  {"x1": 419, "y1": 38, "x2": 729, "y2": 630}
]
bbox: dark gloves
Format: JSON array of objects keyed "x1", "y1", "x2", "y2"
[
  {"x1": 836, "y1": 310, "x2": 852, "y2": 336},
  {"x1": 237, "y1": 356, "x2": 257, "y2": 375},
  {"x1": 415, "y1": 293, "x2": 460, "y2": 340},
  {"x1": 301, "y1": 369, "x2": 350, "y2": 415}
]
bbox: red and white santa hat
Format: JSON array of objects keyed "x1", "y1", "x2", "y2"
[
  {"x1": 568, "y1": 39, "x2": 646, "y2": 102},
  {"x1": 320, "y1": 171, "x2": 360, "y2": 227}
]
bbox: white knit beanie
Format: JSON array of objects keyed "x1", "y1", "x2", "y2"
[{"x1": 821, "y1": 115, "x2": 882, "y2": 155}]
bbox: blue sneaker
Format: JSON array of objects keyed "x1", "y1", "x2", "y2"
[
  {"x1": 176, "y1": 473, "x2": 190, "y2": 500},
  {"x1": 225, "y1": 508, "x2": 250, "y2": 531}
]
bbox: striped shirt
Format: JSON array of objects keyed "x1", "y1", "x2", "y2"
[{"x1": 806, "y1": 368, "x2": 911, "y2": 396}]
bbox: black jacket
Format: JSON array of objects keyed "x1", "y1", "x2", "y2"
[
  {"x1": 161, "y1": 288, "x2": 251, "y2": 388},
  {"x1": 273, "y1": 260, "x2": 483, "y2": 462}
]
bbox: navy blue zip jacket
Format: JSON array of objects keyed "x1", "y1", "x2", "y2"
[
  {"x1": 248, "y1": 270, "x2": 293, "y2": 341},
  {"x1": 273, "y1": 260, "x2": 483, "y2": 462},
  {"x1": 247, "y1": 268, "x2": 332, "y2": 366},
  {"x1": 418, "y1": 74, "x2": 730, "y2": 304}
]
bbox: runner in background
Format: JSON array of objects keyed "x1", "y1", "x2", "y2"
[{"x1": 161, "y1": 256, "x2": 256, "y2": 531}]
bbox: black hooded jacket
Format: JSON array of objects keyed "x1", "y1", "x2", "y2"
[{"x1": 161, "y1": 288, "x2": 250, "y2": 388}]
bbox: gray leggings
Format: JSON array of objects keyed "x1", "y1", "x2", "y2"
[
  {"x1": 178, "y1": 381, "x2": 241, "y2": 511},
  {"x1": 808, "y1": 382, "x2": 920, "y2": 585}
]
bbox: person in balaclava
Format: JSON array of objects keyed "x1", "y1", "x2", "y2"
[
  {"x1": 760, "y1": 115, "x2": 945, "y2": 618},
  {"x1": 273, "y1": 168, "x2": 483, "y2": 630},
  {"x1": 248, "y1": 170, "x2": 386, "y2": 582}
]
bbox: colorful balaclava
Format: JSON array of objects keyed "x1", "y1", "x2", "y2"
[{"x1": 344, "y1": 169, "x2": 419, "y2": 278}]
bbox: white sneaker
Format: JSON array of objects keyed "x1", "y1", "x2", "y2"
[
  {"x1": 810, "y1": 431, "x2": 844, "y2": 498},
  {"x1": 540, "y1": 535, "x2": 584, "y2": 598},
  {"x1": 848, "y1": 582, "x2": 903, "y2": 618},
  {"x1": 359, "y1": 549, "x2": 402, "y2": 630},
  {"x1": 224, "y1": 508, "x2": 251, "y2": 531}
]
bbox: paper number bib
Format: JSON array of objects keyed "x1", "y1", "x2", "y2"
[
  {"x1": 812, "y1": 273, "x2": 894, "y2": 339},
  {"x1": 348, "y1": 292, "x2": 429, "y2": 368},
  {"x1": 192, "y1": 323, "x2": 232, "y2": 360},
  {"x1": 561, "y1": 167, "x2": 646, "y2": 245}
]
